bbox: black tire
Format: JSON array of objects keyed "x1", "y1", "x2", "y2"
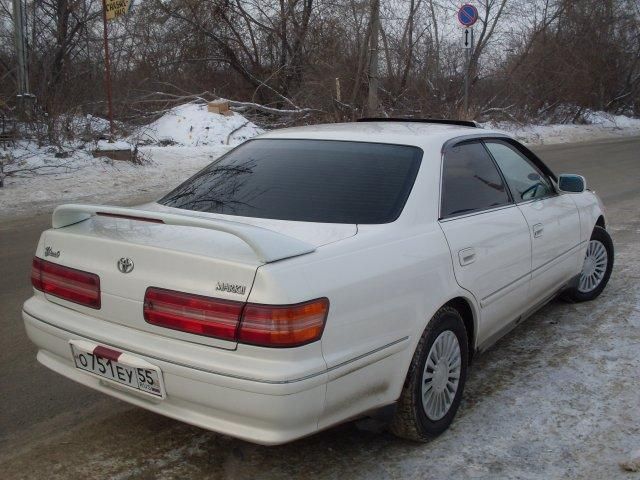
[
  {"x1": 390, "y1": 305, "x2": 469, "y2": 441},
  {"x1": 564, "y1": 226, "x2": 614, "y2": 302}
]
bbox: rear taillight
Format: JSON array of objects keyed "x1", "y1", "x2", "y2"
[
  {"x1": 238, "y1": 299, "x2": 329, "y2": 347},
  {"x1": 143, "y1": 287, "x2": 329, "y2": 347},
  {"x1": 144, "y1": 287, "x2": 243, "y2": 340},
  {"x1": 31, "y1": 257, "x2": 101, "y2": 309}
]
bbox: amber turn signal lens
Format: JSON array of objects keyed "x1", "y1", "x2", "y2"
[{"x1": 238, "y1": 298, "x2": 329, "y2": 347}]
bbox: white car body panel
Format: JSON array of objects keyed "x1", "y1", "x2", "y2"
[
  {"x1": 439, "y1": 205, "x2": 532, "y2": 347},
  {"x1": 518, "y1": 195, "x2": 582, "y2": 301},
  {"x1": 23, "y1": 121, "x2": 606, "y2": 444}
]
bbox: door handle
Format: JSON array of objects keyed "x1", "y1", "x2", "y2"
[
  {"x1": 533, "y1": 223, "x2": 544, "y2": 238},
  {"x1": 458, "y1": 247, "x2": 476, "y2": 266}
]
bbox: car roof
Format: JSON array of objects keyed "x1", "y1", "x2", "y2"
[{"x1": 258, "y1": 121, "x2": 510, "y2": 149}]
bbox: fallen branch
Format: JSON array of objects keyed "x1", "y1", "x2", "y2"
[
  {"x1": 124, "y1": 90, "x2": 322, "y2": 125},
  {"x1": 224, "y1": 99, "x2": 323, "y2": 115},
  {"x1": 225, "y1": 121, "x2": 250, "y2": 145},
  {"x1": 479, "y1": 106, "x2": 519, "y2": 123}
]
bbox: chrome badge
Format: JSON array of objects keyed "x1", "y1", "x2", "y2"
[
  {"x1": 44, "y1": 246, "x2": 60, "y2": 258},
  {"x1": 216, "y1": 282, "x2": 246, "y2": 295},
  {"x1": 117, "y1": 257, "x2": 134, "y2": 274}
]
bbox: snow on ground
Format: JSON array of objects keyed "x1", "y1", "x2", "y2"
[
  {"x1": 0, "y1": 144, "x2": 231, "y2": 218},
  {"x1": 485, "y1": 111, "x2": 640, "y2": 145},
  {"x1": 1, "y1": 108, "x2": 639, "y2": 219},
  {"x1": 130, "y1": 103, "x2": 263, "y2": 146},
  {"x1": 96, "y1": 140, "x2": 133, "y2": 151},
  {"x1": 0, "y1": 103, "x2": 267, "y2": 218}
]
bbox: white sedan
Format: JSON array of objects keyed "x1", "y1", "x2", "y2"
[{"x1": 23, "y1": 120, "x2": 613, "y2": 444}]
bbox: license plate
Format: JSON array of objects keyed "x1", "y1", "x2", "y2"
[{"x1": 69, "y1": 340, "x2": 165, "y2": 399}]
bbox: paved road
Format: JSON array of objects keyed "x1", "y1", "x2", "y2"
[{"x1": 1, "y1": 137, "x2": 639, "y2": 479}]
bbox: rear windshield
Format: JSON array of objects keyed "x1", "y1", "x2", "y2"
[{"x1": 159, "y1": 139, "x2": 422, "y2": 224}]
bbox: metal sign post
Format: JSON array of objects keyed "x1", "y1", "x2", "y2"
[
  {"x1": 463, "y1": 27, "x2": 474, "y2": 115},
  {"x1": 99, "y1": 0, "x2": 132, "y2": 140},
  {"x1": 457, "y1": 4, "x2": 478, "y2": 117}
]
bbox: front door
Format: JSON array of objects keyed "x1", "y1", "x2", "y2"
[{"x1": 484, "y1": 140, "x2": 581, "y2": 302}]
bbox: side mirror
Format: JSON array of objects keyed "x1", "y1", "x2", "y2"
[{"x1": 558, "y1": 174, "x2": 586, "y2": 193}]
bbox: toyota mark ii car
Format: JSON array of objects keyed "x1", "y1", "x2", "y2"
[{"x1": 23, "y1": 119, "x2": 614, "y2": 444}]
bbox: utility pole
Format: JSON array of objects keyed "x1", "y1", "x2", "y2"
[
  {"x1": 12, "y1": 0, "x2": 32, "y2": 117},
  {"x1": 367, "y1": 0, "x2": 380, "y2": 115}
]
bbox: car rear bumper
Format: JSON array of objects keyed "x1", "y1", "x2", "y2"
[{"x1": 22, "y1": 296, "x2": 328, "y2": 445}]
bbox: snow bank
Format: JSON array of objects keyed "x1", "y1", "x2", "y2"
[
  {"x1": 485, "y1": 111, "x2": 640, "y2": 145},
  {"x1": 131, "y1": 103, "x2": 263, "y2": 147},
  {"x1": 57, "y1": 114, "x2": 112, "y2": 138}
]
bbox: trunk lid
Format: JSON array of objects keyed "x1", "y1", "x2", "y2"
[{"x1": 38, "y1": 204, "x2": 356, "y2": 350}]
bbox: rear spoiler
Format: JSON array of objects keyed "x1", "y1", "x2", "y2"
[{"x1": 52, "y1": 204, "x2": 316, "y2": 263}]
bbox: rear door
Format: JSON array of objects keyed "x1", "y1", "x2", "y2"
[
  {"x1": 484, "y1": 140, "x2": 581, "y2": 301},
  {"x1": 438, "y1": 140, "x2": 532, "y2": 347}
]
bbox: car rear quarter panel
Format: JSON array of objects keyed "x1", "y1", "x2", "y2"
[{"x1": 247, "y1": 142, "x2": 480, "y2": 427}]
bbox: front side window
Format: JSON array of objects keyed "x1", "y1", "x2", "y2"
[
  {"x1": 484, "y1": 141, "x2": 554, "y2": 202},
  {"x1": 159, "y1": 139, "x2": 422, "y2": 224},
  {"x1": 441, "y1": 141, "x2": 511, "y2": 218}
]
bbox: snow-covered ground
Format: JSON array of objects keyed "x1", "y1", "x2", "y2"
[
  {"x1": 486, "y1": 111, "x2": 640, "y2": 145},
  {"x1": 1, "y1": 108, "x2": 639, "y2": 219},
  {"x1": 0, "y1": 145, "x2": 231, "y2": 218},
  {"x1": 0, "y1": 103, "x2": 265, "y2": 218}
]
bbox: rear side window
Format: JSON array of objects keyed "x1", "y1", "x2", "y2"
[
  {"x1": 484, "y1": 141, "x2": 554, "y2": 202},
  {"x1": 159, "y1": 139, "x2": 422, "y2": 224},
  {"x1": 441, "y1": 141, "x2": 511, "y2": 218}
]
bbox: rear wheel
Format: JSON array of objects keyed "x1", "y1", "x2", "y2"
[
  {"x1": 390, "y1": 306, "x2": 468, "y2": 441},
  {"x1": 564, "y1": 226, "x2": 614, "y2": 302}
]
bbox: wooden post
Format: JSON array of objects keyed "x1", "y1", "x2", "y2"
[{"x1": 101, "y1": 0, "x2": 115, "y2": 140}]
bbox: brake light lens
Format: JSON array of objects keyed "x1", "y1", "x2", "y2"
[
  {"x1": 239, "y1": 299, "x2": 329, "y2": 347},
  {"x1": 144, "y1": 287, "x2": 243, "y2": 340},
  {"x1": 143, "y1": 287, "x2": 329, "y2": 347},
  {"x1": 31, "y1": 257, "x2": 101, "y2": 309}
]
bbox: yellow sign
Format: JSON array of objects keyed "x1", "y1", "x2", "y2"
[{"x1": 105, "y1": 0, "x2": 132, "y2": 20}]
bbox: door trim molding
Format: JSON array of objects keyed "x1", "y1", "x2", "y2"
[
  {"x1": 480, "y1": 241, "x2": 585, "y2": 308},
  {"x1": 480, "y1": 270, "x2": 530, "y2": 308}
]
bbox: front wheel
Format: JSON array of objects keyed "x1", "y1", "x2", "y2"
[
  {"x1": 390, "y1": 306, "x2": 469, "y2": 441},
  {"x1": 564, "y1": 226, "x2": 614, "y2": 302}
]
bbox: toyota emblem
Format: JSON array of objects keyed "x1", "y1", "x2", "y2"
[{"x1": 117, "y1": 257, "x2": 134, "y2": 274}]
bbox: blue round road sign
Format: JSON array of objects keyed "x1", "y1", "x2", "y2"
[{"x1": 458, "y1": 4, "x2": 478, "y2": 27}]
